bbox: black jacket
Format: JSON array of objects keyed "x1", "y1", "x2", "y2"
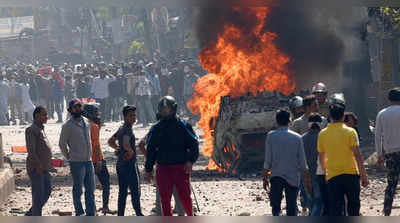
[{"x1": 145, "y1": 117, "x2": 199, "y2": 172}]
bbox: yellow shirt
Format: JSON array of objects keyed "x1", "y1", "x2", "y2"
[{"x1": 317, "y1": 123, "x2": 359, "y2": 181}]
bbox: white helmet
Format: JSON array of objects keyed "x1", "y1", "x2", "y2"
[
  {"x1": 312, "y1": 82, "x2": 328, "y2": 93},
  {"x1": 328, "y1": 93, "x2": 346, "y2": 107},
  {"x1": 289, "y1": 96, "x2": 303, "y2": 109}
]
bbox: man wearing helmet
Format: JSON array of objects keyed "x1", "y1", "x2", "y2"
[
  {"x1": 312, "y1": 83, "x2": 329, "y2": 118},
  {"x1": 144, "y1": 96, "x2": 199, "y2": 216},
  {"x1": 289, "y1": 96, "x2": 305, "y2": 120}
]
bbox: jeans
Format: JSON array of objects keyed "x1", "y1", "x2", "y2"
[
  {"x1": 383, "y1": 152, "x2": 400, "y2": 216},
  {"x1": 27, "y1": 171, "x2": 52, "y2": 216},
  {"x1": 137, "y1": 95, "x2": 155, "y2": 125},
  {"x1": 96, "y1": 98, "x2": 109, "y2": 122},
  {"x1": 50, "y1": 98, "x2": 63, "y2": 122},
  {"x1": 116, "y1": 160, "x2": 143, "y2": 216},
  {"x1": 69, "y1": 161, "x2": 96, "y2": 216},
  {"x1": 151, "y1": 95, "x2": 160, "y2": 115},
  {"x1": 156, "y1": 164, "x2": 193, "y2": 216},
  {"x1": 110, "y1": 97, "x2": 123, "y2": 121},
  {"x1": 94, "y1": 160, "x2": 110, "y2": 209},
  {"x1": 310, "y1": 175, "x2": 323, "y2": 216},
  {"x1": 327, "y1": 174, "x2": 360, "y2": 216},
  {"x1": 317, "y1": 175, "x2": 329, "y2": 216},
  {"x1": 269, "y1": 176, "x2": 299, "y2": 216},
  {"x1": 299, "y1": 178, "x2": 310, "y2": 210}
]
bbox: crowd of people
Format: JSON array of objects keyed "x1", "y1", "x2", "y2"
[
  {"x1": 0, "y1": 52, "x2": 203, "y2": 127},
  {"x1": 2, "y1": 50, "x2": 398, "y2": 216},
  {"x1": 264, "y1": 83, "x2": 400, "y2": 216},
  {"x1": 25, "y1": 95, "x2": 199, "y2": 216}
]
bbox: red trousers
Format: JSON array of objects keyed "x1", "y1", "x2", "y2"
[{"x1": 156, "y1": 164, "x2": 193, "y2": 216}]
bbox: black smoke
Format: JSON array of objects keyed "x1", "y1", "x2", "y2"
[
  {"x1": 194, "y1": 4, "x2": 366, "y2": 78},
  {"x1": 263, "y1": 7, "x2": 345, "y2": 76}
]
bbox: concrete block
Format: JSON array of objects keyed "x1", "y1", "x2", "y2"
[{"x1": 0, "y1": 168, "x2": 15, "y2": 206}]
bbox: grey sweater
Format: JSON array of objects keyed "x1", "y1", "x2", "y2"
[{"x1": 59, "y1": 118, "x2": 92, "y2": 162}]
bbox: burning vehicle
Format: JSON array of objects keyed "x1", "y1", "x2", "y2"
[
  {"x1": 188, "y1": 7, "x2": 296, "y2": 173},
  {"x1": 211, "y1": 92, "x2": 289, "y2": 173}
]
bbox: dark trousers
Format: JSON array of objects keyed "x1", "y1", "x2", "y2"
[
  {"x1": 384, "y1": 152, "x2": 400, "y2": 216},
  {"x1": 96, "y1": 98, "x2": 109, "y2": 122},
  {"x1": 116, "y1": 161, "x2": 143, "y2": 216},
  {"x1": 110, "y1": 97, "x2": 123, "y2": 121},
  {"x1": 94, "y1": 160, "x2": 110, "y2": 209},
  {"x1": 317, "y1": 175, "x2": 329, "y2": 216},
  {"x1": 27, "y1": 171, "x2": 52, "y2": 216},
  {"x1": 151, "y1": 95, "x2": 160, "y2": 114},
  {"x1": 48, "y1": 98, "x2": 63, "y2": 121},
  {"x1": 269, "y1": 176, "x2": 299, "y2": 216},
  {"x1": 327, "y1": 174, "x2": 360, "y2": 216},
  {"x1": 156, "y1": 164, "x2": 193, "y2": 216}
]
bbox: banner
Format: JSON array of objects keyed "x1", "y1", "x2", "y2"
[{"x1": 0, "y1": 16, "x2": 34, "y2": 38}]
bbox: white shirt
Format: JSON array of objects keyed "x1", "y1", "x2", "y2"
[
  {"x1": 21, "y1": 83, "x2": 35, "y2": 113},
  {"x1": 375, "y1": 105, "x2": 400, "y2": 156},
  {"x1": 91, "y1": 76, "x2": 113, "y2": 99},
  {"x1": 133, "y1": 75, "x2": 152, "y2": 96}
]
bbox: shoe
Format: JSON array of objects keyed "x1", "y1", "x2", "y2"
[
  {"x1": 101, "y1": 208, "x2": 117, "y2": 215},
  {"x1": 56, "y1": 120, "x2": 63, "y2": 123},
  {"x1": 150, "y1": 207, "x2": 161, "y2": 216},
  {"x1": 24, "y1": 209, "x2": 32, "y2": 216}
]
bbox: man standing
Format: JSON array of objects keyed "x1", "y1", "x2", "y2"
[
  {"x1": 108, "y1": 74, "x2": 124, "y2": 122},
  {"x1": 289, "y1": 96, "x2": 304, "y2": 120},
  {"x1": 0, "y1": 74, "x2": 9, "y2": 125},
  {"x1": 108, "y1": 106, "x2": 144, "y2": 216},
  {"x1": 146, "y1": 63, "x2": 161, "y2": 112},
  {"x1": 291, "y1": 95, "x2": 328, "y2": 135},
  {"x1": 138, "y1": 133, "x2": 186, "y2": 216},
  {"x1": 145, "y1": 96, "x2": 199, "y2": 216},
  {"x1": 263, "y1": 109, "x2": 311, "y2": 216},
  {"x1": 318, "y1": 102, "x2": 369, "y2": 216},
  {"x1": 25, "y1": 106, "x2": 53, "y2": 216},
  {"x1": 83, "y1": 103, "x2": 115, "y2": 215},
  {"x1": 91, "y1": 70, "x2": 113, "y2": 122},
  {"x1": 135, "y1": 71, "x2": 155, "y2": 126},
  {"x1": 302, "y1": 114, "x2": 325, "y2": 216},
  {"x1": 375, "y1": 87, "x2": 400, "y2": 216},
  {"x1": 51, "y1": 75, "x2": 64, "y2": 123},
  {"x1": 59, "y1": 99, "x2": 96, "y2": 216},
  {"x1": 64, "y1": 75, "x2": 75, "y2": 108},
  {"x1": 8, "y1": 74, "x2": 24, "y2": 125},
  {"x1": 291, "y1": 94, "x2": 327, "y2": 215},
  {"x1": 312, "y1": 83, "x2": 329, "y2": 119}
]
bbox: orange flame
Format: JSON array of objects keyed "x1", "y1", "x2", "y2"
[{"x1": 188, "y1": 7, "x2": 296, "y2": 170}]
